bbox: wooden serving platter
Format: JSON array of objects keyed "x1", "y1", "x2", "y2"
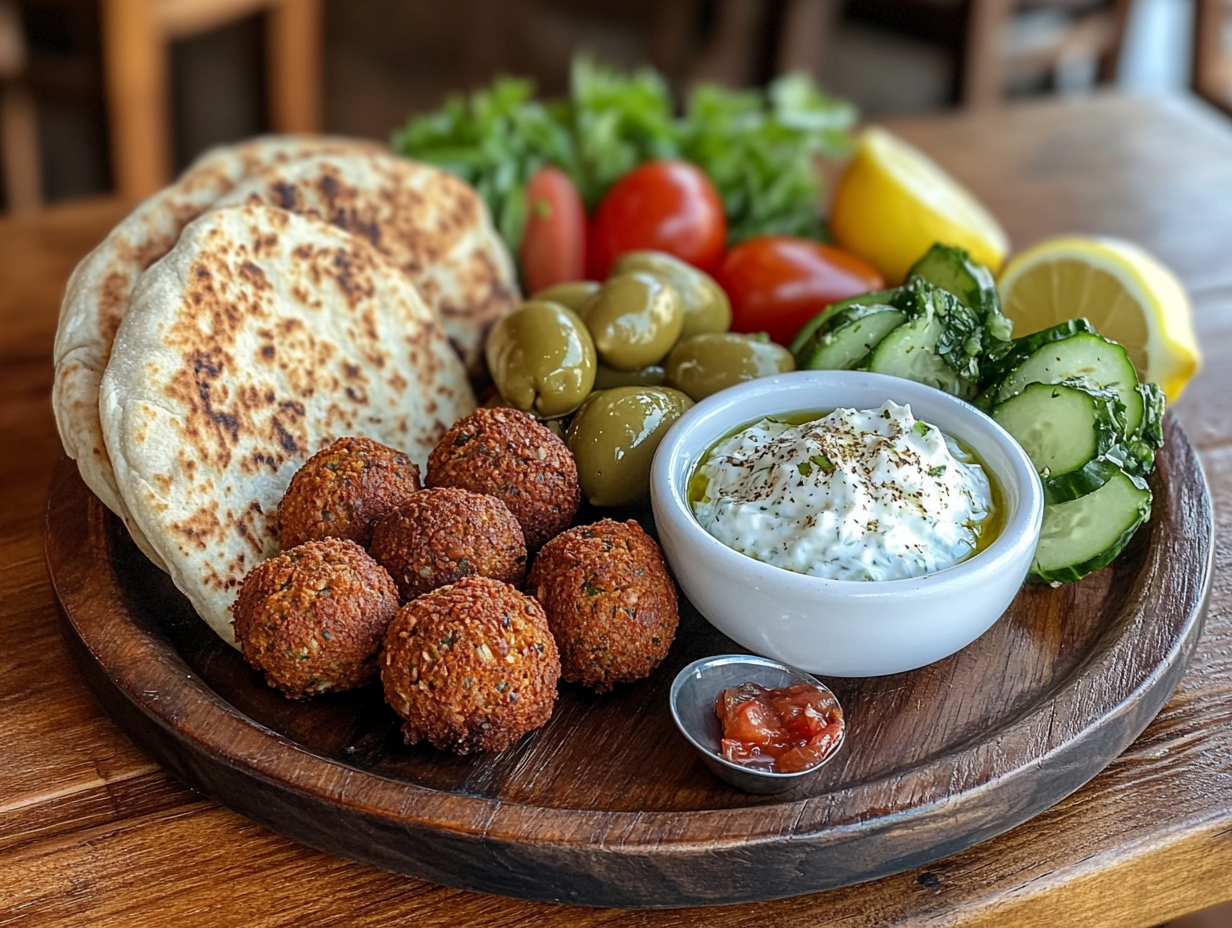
[{"x1": 46, "y1": 417, "x2": 1213, "y2": 909}]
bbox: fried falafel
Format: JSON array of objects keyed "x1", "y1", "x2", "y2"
[
  {"x1": 369, "y1": 487, "x2": 526, "y2": 601},
  {"x1": 381, "y1": 576, "x2": 561, "y2": 753},
  {"x1": 233, "y1": 538, "x2": 400, "y2": 698},
  {"x1": 278, "y1": 436, "x2": 421, "y2": 549},
  {"x1": 425, "y1": 407, "x2": 579, "y2": 550},
  {"x1": 528, "y1": 519, "x2": 678, "y2": 693}
]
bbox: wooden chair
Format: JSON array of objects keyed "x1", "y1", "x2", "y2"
[
  {"x1": 961, "y1": 0, "x2": 1134, "y2": 107},
  {"x1": 100, "y1": 0, "x2": 322, "y2": 202},
  {"x1": 1194, "y1": 0, "x2": 1232, "y2": 116},
  {"x1": 811, "y1": 0, "x2": 1132, "y2": 108},
  {"x1": 0, "y1": 0, "x2": 41, "y2": 212}
]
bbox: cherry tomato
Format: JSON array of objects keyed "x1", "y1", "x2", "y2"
[
  {"x1": 520, "y1": 166, "x2": 587, "y2": 294},
  {"x1": 588, "y1": 160, "x2": 727, "y2": 279},
  {"x1": 716, "y1": 236, "x2": 886, "y2": 346}
]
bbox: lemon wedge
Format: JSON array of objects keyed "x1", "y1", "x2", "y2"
[
  {"x1": 831, "y1": 127, "x2": 1009, "y2": 286},
  {"x1": 998, "y1": 237, "x2": 1201, "y2": 402}
]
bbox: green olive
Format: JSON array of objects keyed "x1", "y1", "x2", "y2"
[
  {"x1": 566, "y1": 387, "x2": 694, "y2": 507},
  {"x1": 664, "y1": 333, "x2": 796, "y2": 402},
  {"x1": 614, "y1": 250, "x2": 732, "y2": 340},
  {"x1": 579, "y1": 272, "x2": 684, "y2": 371},
  {"x1": 485, "y1": 300, "x2": 597, "y2": 418},
  {"x1": 531, "y1": 281, "x2": 601, "y2": 314},
  {"x1": 592, "y1": 363, "x2": 667, "y2": 391}
]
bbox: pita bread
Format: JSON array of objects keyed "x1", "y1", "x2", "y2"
[
  {"x1": 212, "y1": 152, "x2": 519, "y2": 372},
  {"x1": 100, "y1": 203, "x2": 474, "y2": 646},
  {"x1": 53, "y1": 135, "x2": 386, "y2": 563}
]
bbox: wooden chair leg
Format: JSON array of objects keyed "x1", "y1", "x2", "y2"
[
  {"x1": 776, "y1": 0, "x2": 840, "y2": 81},
  {"x1": 267, "y1": 0, "x2": 321, "y2": 134},
  {"x1": 1193, "y1": 0, "x2": 1231, "y2": 111},
  {"x1": 1096, "y1": 0, "x2": 1134, "y2": 82},
  {"x1": 101, "y1": 0, "x2": 172, "y2": 201},
  {"x1": 961, "y1": 0, "x2": 1015, "y2": 109},
  {"x1": 0, "y1": 80, "x2": 40, "y2": 211},
  {"x1": 687, "y1": 0, "x2": 767, "y2": 87}
]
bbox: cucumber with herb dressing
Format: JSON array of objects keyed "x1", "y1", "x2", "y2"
[
  {"x1": 795, "y1": 303, "x2": 906, "y2": 371},
  {"x1": 1030, "y1": 470, "x2": 1152, "y2": 585},
  {"x1": 991, "y1": 380, "x2": 1131, "y2": 503},
  {"x1": 981, "y1": 331, "x2": 1145, "y2": 437}
]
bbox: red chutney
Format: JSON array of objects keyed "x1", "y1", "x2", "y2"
[{"x1": 715, "y1": 681, "x2": 844, "y2": 774}]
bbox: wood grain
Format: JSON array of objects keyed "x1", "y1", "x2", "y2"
[{"x1": 4, "y1": 93, "x2": 1232, "y2": 925}]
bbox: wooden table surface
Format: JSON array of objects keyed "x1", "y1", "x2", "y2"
[{"x1": 3, "y1": 93, "x2": 1231, "y2": 928}]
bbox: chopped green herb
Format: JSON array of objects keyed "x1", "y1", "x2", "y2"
[
  {"x1": 810, "y1": 453, "x2": 835, "y2": 473},
  {"x1": 582, "y1": 579, "x2": 604, "y2": 596},
  {"x1": 913, "y1": 420, "x2": 931, "y2": 436},
  {"x1": 929, "y1": 464, "x2": 947, "y2": 477},
  {"x1": 797, "y1": 461, "x2": 813, "y2": 477}
]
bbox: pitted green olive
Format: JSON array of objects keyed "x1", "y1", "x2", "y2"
[
  {"x1": 531, "y1": 281, "x2": 601, "y2": 314},
  {"x1": 566, "y1": 386, "x2": 694, "y2": 507},
  {"x1": 664, "y1": 332, "x2": 795, "y2": 402},
  {"x1": 485, "y1": 300, "x2": 597, "y2": 418},
  {"x1": 579, "y1": 272, "x2": 684, "y2": 371},
  {"x1": 592, "y1": 363, "x2": 667, "y2": 391},
  {"x1": 614, "y1": 250, "x2": 732, "y2": 340}
]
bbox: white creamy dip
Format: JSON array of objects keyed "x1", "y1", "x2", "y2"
[{"x1": 692, "y1": 401, "x2": 993, "y2": 581}]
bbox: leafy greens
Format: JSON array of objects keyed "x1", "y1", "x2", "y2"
[{"x1": 392, "y1": 57, "x2": 856, "y2": 253}]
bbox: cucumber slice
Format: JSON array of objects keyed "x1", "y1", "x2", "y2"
[
  {"x1": 1124, "y1": 382, "x2": 1166, "y2": 477},
  {"x1": 978, "y1": 318, "x2": 1097, "y2": 391},
  {"x1": 906, "y1": 244, "x2": 1013, "y2": 359},
  {"x1": 788, "y1": 288, "x2": 900, "y2": 356},
  {"x1": 796, "y1": 304, "x2": 907, "y2": 371},
  {"x1": 891, "y1": 279, "x2": 983, "y2": 381},
  {"x1": 984, "y1": 332, "x2": 1144, "y2": 437},
  {"x1": 863, "y1": 308, "x2": 967, "y2": 396},
  {"x1": 907, "y1": 243, "x2": 999, "y2": 319},
  {"x1": 1030, "y1": 470, "x2": 1152, "y2": 584},
  {"x1": 991, "y1": 380, "x2": 1130, "y2": 503}
]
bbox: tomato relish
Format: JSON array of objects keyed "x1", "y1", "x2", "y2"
[{"x1": 715, "y1": 681, "x2": 844, "y2": 774}]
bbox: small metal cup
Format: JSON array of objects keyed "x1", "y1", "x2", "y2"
[{"x1": 669, "y1": 654, "x2": 846, "y2": 795}]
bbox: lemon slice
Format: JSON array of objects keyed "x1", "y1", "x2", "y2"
[
  {"x1": 998, "y1": 237, "x2": 1201, "y2": 402},
  {"x1": 831, "y1": 127, "x2": 1009, "y2": 286}
]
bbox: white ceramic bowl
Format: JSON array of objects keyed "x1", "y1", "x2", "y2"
[{"x1": 650, "y1": 370, "x2": 1044, "y2": 677}]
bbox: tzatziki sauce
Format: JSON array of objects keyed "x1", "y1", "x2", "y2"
[{"x1": 692, "y1": 401, "x2": 993, "y2": 581}]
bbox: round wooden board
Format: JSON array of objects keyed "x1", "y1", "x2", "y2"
[{"x1": 46, "y1": 417, "x2": 1213, "y2": 909}]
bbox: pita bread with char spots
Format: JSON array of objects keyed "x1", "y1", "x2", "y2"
[
  {"x1": 53, "y1": 135, "x2": 387, "y2": 567},
  {"x1": 211, "y1": 152, "x2": 520, "y2": 375},
  {"x1": 100, "y1": 203, "x2": 475, "y2": 646}
]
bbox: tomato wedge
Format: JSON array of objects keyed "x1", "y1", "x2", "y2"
[
  {"x1": 520, "y1": 166, "x2": 587, "y2": 294},
  {"x1": 716, "y1": 236, "x2": 885, "y2": 346}
]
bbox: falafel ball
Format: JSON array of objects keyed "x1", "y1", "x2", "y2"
[
  {"x1": 381, "y1": 575, "x2": 561, "y2": 753},
  {"x1": 233, "y1": 538, "x2": 400, "y2": 698},
  {"x1": 369, "y1": 487, "x2": 527, "y2": 601},
  {"x1": 426, "y1": 407, "x2": 580, "y2": 550},
  {"x1": 279, "y1": 436, "x2": 421, "y2": 549},
  {"x1": 528, "y1": 519, "x2": 678, "y2": 693}
]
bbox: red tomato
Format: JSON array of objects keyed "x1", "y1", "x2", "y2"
[
  {"x1": 520, "y1": 166, "x2": 587, "y2": 294},
  {"x1": 588, "y1": 160, "x2": 727, "y2": 279},
  {"x1": 716, "y1": 237, "x2": 886, "y2": 346}
]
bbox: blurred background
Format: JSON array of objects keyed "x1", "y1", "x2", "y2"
[{"x1": 0, "y1": 0, "x2": 1228, "y2": 214}]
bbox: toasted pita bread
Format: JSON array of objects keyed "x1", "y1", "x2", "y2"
[
  {"x1": 212, "y1": 152, "x2": 519, "y2": 372},
  {"x1": 100, "y1": 203, "x2": 474, "y2": 645},
  {"x1": 53, "y1": 135, "x2": 386, "y2": 564}
]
